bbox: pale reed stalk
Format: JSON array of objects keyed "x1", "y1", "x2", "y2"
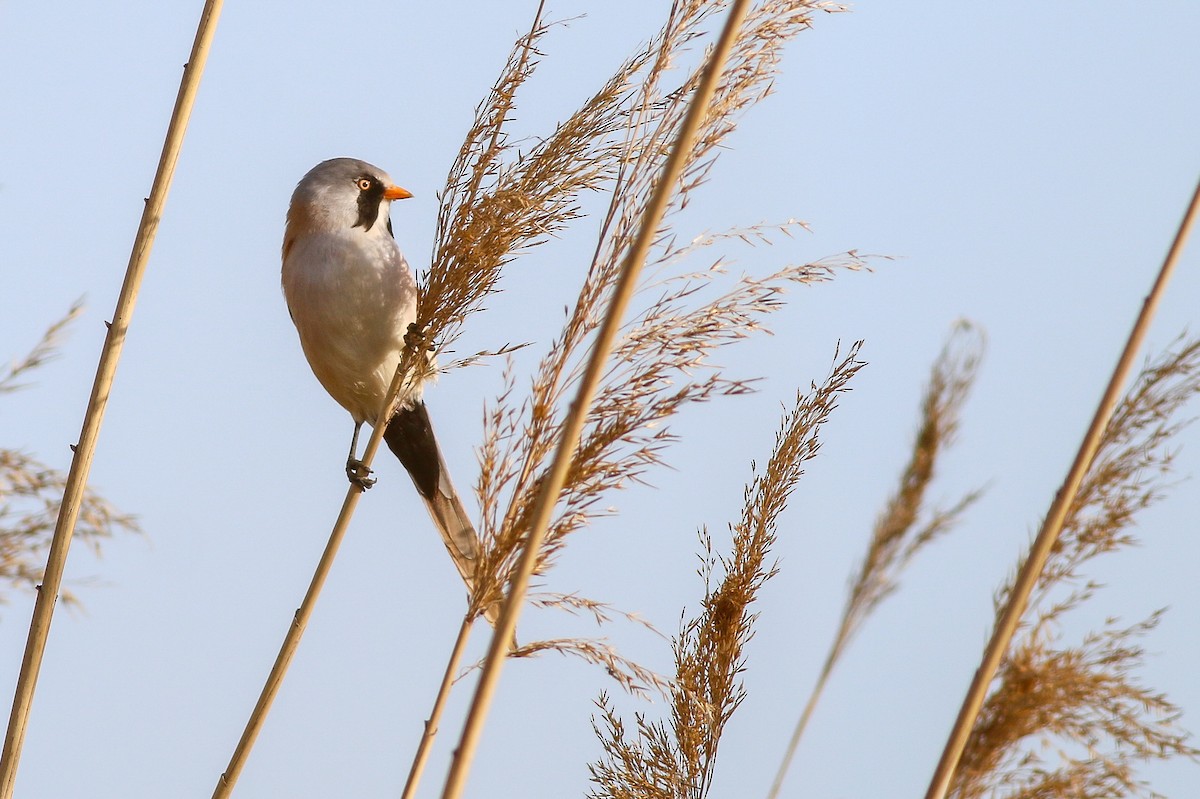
[
  {"x1": 923, "y1": 175, "x2": 1200, "y2": 799},
  {"x1": 395, "y1": 10, "x2": 544, "y2": 793},
  {"x1": 400, "y1": 616, "x2": 474, "y2": 799},
  {"x1": 436, "y1": 2, "x2": 757, "y2": 797},
  {"x1": 212, "y1": 361, "x2": 411, "y2": 799},
  {"x1": 0, "y1": 2, "x2": 224, "y2": 795},
  {"x1": 765, "y1": 636, "x2": 841, "y2": 799},
  {"x1": 769, "y1": 323, "x2": 982, "y2": 799},
  {"x1": 221, "y1": 6, "x2": 549, "y2": 794}
]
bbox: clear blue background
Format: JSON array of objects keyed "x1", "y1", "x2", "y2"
[{"x1": 1, "y1": 2, "x2": 1198, "y2": 797}]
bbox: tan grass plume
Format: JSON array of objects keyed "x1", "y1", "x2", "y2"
[
  {"x1": 768, "y1": 320, "x2": 985, "y2": 798},
  {"x1": 588, "y1": 342, "x2": 864, "y2": 799}
]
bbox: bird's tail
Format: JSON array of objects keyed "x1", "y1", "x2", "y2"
[{"x1": 383, "y1": 401, "x2": 501, "y2": 626}]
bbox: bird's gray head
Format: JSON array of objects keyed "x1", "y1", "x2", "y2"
[{"x1": 287, "y1": 157, "x2": 412, "y2": 237}]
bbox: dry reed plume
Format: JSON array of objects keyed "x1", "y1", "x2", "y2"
[
  {"x1": 0, "y1": 301, "x2": 84, "y2": 396},
  {"x1": 949, "y1": 336, "x2": 1200, "y2": 799},
  {"x1": 587, "y1": 342, "x2": 864, "y2": 799},
  {"x1": 841, "y1": 322, "x2": 984, "y2": 645},
  {"x1": 382, "y1": 0, "x2": 859, "y2": 674},
  {"x1": 0, "y1": 304, "x2": 140, "y2": 610},
  {"x1": 2, "y1": 2, "x2": 1191, "y2": 798},
  {"x1": 454, "y1": 0, "x2": 858, "y2": 645},
  {"x1": 398, "y1": 2, "x2": 855, "y2": 793},
  {"x1": 768, "y1": 320, "x2": 986, "y2": 798}
]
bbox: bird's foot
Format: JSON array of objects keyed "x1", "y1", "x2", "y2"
[
  {"x1": 404, "y1": 321, "x2": 434, "y2": 354},
  {"x1": 346, "y1": 458, "x2": 377, "y2": 490}
]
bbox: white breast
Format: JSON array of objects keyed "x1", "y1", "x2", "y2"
[{"x1": 283, "y1": 227, "x2": 420, "y2": 424}]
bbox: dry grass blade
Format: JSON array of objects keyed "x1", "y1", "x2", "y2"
[
  {"x1": 950, "y1": 335, "x2": 1200, "y2": 799},
  {"x1": 767, "y1": 321, "x2": 985, "y2": 799},
  {"x1": 588, "y1": 342, "x2": 865, "y2": 799},
  {"x1": 0, "y1": 300, "x2": 84, "y2": 395}
]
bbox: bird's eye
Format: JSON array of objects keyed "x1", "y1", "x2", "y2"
[{"x1": 356, "y1": 178, "x2": 372, "y2": 191}]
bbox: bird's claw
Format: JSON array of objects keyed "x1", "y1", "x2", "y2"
[
  {"x1": 404, "y1": 321, "x2": 434, "y2": 354},
  {"x1": 346, "y1": 458, "x2": 377, "y2": 490}
]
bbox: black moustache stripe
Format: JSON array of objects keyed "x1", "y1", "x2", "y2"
[{"x1": 353, "y1": 177, "x2": 386, "y2": 232}]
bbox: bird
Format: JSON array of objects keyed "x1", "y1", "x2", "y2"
[{"x1": 281, "y1": 157, "x2": 493, "y2": 623}]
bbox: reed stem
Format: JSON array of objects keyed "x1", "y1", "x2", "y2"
[
  {"x1": 0, "y1": 2, "x2": 224, "y2": 795},
  {"x1": 212, "y1": 360, "x2": 410, "y2": 799},
  {"x1": 923, "y1": 175, "x2": 1200, "y2": 799},
  {"x1": 436, "y1": 3, "x2": 756, "y2": 797},
  {"x1": 766, "y1": 634, "x2": 843, "y2": 799},
  {"x1": 400, "y1": 616, "x2": 474, "y2": 799}
]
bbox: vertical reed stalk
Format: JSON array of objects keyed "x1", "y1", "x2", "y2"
[
  {"x1": 0, "y1": 2, "x2": 224, "y2": 795},
  {"x1": 766, "y1": 640, "x2": 840, "y2": 799},
  {"x1": 923, "y1": 176, "x2": 1200, "y2": 799},
  {"x1": 400, "y1": 616, "x2": 474, "y2": 799},
  {"x1": 436, "y1": 3, "x2": 757, "y2": 797},
  {"x1": 769, "y1": 323, "x2": 983, "y2": 799},
  {"x1": 212, "y1": 361, "x2": 410, "y2": 799}
]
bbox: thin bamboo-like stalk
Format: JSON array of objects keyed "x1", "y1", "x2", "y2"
[
  {"x1": 394, "y1": 8, "x2": 542, "y2": 792},
  {"x1": 436, "y1": 4, "x2": 756, "y2": 798},
  {"x1": 211, "y1": 362, "x2": 409, "y2": 799},
  {"x1": 0, "y1": 2, "x2": 224, "y2": 795},
  {"x1": 766, "y1": 633, "x2": 843, "y2": 799},
  {"x1": 400, "y1": 616, "x2": 474, "y2": 799},
  {"x1": 923, "y1": 175, "x2": 1200, "y2": 799}
]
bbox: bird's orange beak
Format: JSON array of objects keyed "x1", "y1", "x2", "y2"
[{"x1": 384, "y1": 185, "x2": 413, "y2": 200}]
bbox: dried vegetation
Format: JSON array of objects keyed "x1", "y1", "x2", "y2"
[
  {"x1": 0, "y1": 301, "x2": 140, "y2": 609},
  {"x1": 395, "y1": 0, "x2": 1200, "y2": 796}
]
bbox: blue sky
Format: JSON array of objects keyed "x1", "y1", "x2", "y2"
[{"x1": 2, "y1": 2, "x2": 1199, "y2": 797}]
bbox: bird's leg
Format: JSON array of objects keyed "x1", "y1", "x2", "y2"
[{"x1": 345, "y1": 421, "x2": 377, "y2": 490}]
